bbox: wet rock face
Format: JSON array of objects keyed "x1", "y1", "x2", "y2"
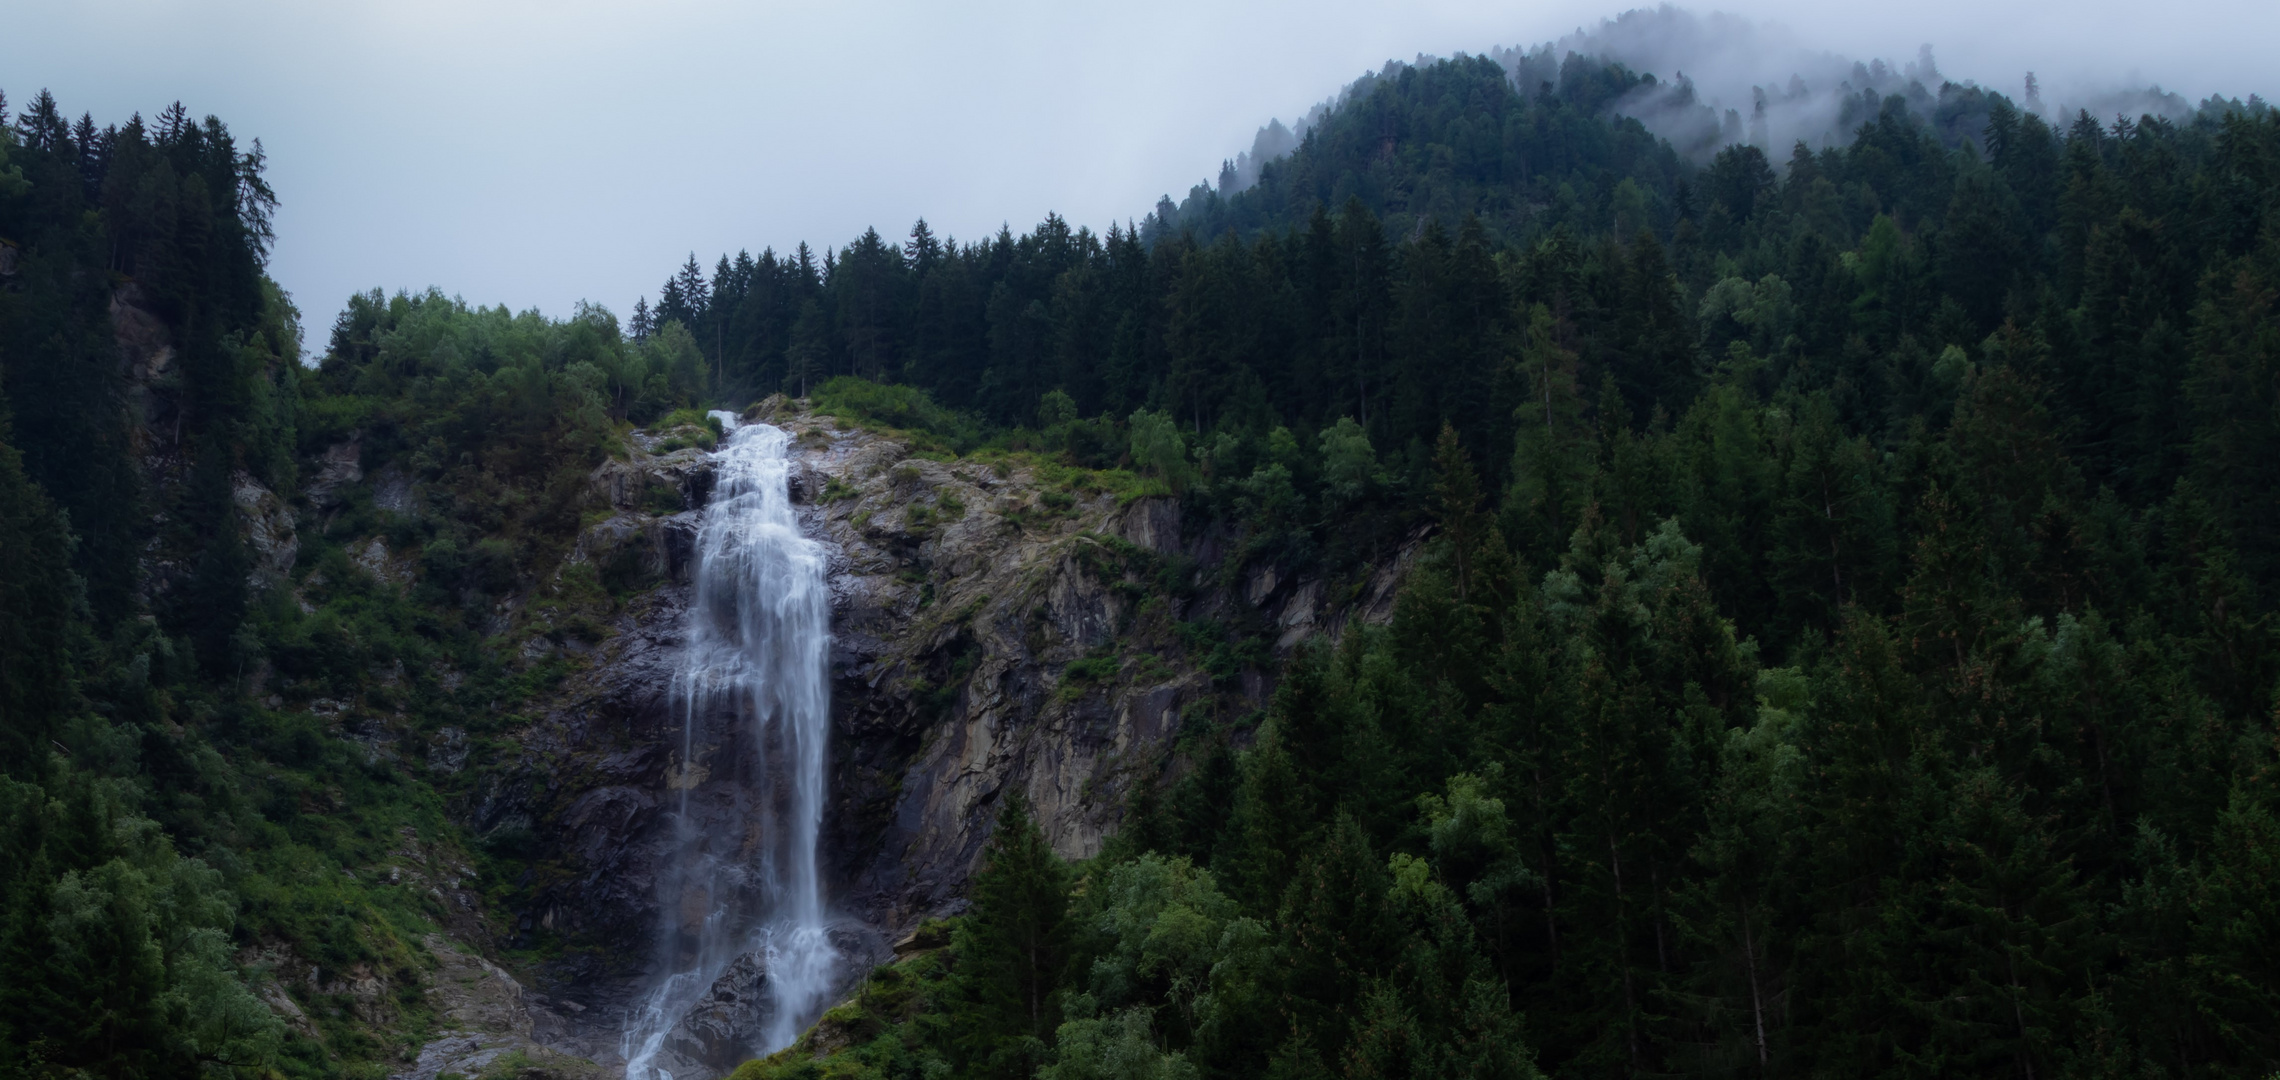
[
  {"x1": 477, "y1": 400, "x2": 1415, "y2": 1060},
  {"x1": 653, "y1": 952, "x2": 766, "y2": 1077},
  {"x1": 465, "y1": 589, "x2": 690, "y2": 965},
  {"x1": 613, "y1": 923, "x2": 884, "y2": 1079}
]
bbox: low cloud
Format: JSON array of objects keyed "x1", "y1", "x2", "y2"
[{"x1": 1220, "y1": 3, "x2": 2234, "y2": 194}]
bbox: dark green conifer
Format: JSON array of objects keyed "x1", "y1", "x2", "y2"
[{"x1": 951, "y1": 791, "x2": 1072, "y2": 1078}]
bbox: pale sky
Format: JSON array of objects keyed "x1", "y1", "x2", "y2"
[{"x1": 4, "y1": 0, "x2": 2272, "y2": 334}]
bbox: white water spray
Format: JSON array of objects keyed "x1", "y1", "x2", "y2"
[{"x1": 622, "y1": 416, "x2": 838, "y2": 1079}]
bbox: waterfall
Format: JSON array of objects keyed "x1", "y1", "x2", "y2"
[{"x1": 622, "y1": 416, "x2": 838, "y2": 1080}]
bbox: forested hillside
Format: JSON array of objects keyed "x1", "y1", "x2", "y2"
[
  {"x1": 0, "y1": 88, "x2": 714, "y2": 1080},
  {"x1": 1, "y1": 87, "x2": 315, "y2": 1080},
  {"x1": 651, "y1": 54, "x2": 2280, "y2": 1080},
  {"x1": 3, "y1": 28, "x2": 2280, "y2": 1080}
]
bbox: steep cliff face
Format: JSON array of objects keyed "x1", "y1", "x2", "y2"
[
  {"x1": 424, "y1": 400, "x2": 1416, "y2": 1063},
  {"x1": 89, "y1": 219, "x2": 1411, "y2": 1080}
]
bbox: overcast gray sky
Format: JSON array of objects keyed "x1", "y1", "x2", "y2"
[{"x1": 4, "y1": 0, "x2": 2272, "y2": 332}]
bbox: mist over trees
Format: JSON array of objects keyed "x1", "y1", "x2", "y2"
[
  {"x1": 1504, "y1": 8, "x2": 2213, "y2": 161},
  {"x1": 1208, "y1": 7, "x2": 2229, "y2": 208}
]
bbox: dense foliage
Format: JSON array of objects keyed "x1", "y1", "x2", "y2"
[
  {"x1": 711, "y1": 56, "x2": 2280, "y2": 1080},
  {"x1": 0, "y1": 88, "x2": 306, "y2": 1080},
  {"x1": 0, "y1": 93, "x2": 660, "y2": 1080},
  {"x1": 7, "y1": 32, "x2": 2280, "y2": 1080}
]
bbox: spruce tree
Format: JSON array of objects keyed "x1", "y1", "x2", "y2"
[{"x1": 952, "y1": 791, "x2": 1072, "y2": 1078}]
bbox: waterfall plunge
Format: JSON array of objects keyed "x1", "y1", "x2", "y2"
[{"x1": 623, "y1": 418, "x2": 838, "y2": 1080}]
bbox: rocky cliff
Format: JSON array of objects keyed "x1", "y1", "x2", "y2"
[
  {"x1": 90, "y1": 280, "x2": 1422, "y2": 1077},
  {"x1": 330, "y1": 399, "x2": 1417, "y2": 1071}
]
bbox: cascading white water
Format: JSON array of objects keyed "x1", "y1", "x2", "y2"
[{"x1": 622, "y1": 416, "x2": 838, "y2": 1080}]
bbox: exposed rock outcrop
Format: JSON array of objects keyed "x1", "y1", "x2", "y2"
[
  {"x1": 449, "y1": 400, "x2": 1421, "y2": 1064},
  {"x1": 306, "y1": 437, "x2": 365, "y2": 509},
  {"x1": 390, "y1": 935, "x2": 606, "y2": 1080},
  {"x1": 234, "y1": 471, "x2": 299, "y2": 588},
  {"x1": 111, "y1": 281, "x2": 179, "y2": 449}
]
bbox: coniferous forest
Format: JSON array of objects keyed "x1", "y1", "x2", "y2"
[{"x1": 7, "y1": 34, "x2": 2280, "y2": 1080}]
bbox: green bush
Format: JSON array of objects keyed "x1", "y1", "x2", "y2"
[
  {"x1": 656, "y1": 407, "x2": 725, "y2": 436},
  {"x1": 814, "y1": 377, "x2": 981, "y2": 451},
  {"x1": 467, "y1": 539, "x2": 518, "y2": 594},
  {"x1": 1056, "y1": 651, "x2": 1120, "y2": 701}
]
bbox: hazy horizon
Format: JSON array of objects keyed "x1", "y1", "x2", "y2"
[{"x1": 5, "y1": 0, "x2": 2273, "y2": 332}]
